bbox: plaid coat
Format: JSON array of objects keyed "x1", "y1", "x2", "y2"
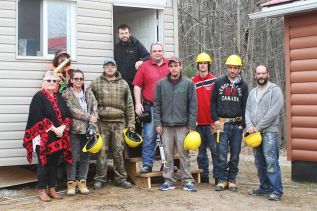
[
  {"x1": 62, "y1": 87, "x2": 98, "y2": 134},
  {"x1": 90, "y1": 72, "x2": 135, "y2": 128}
]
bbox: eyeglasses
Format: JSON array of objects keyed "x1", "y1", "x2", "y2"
[
  {"x1": 45, "y1": 79, "x2": 57, "y2": 84},
  {"x1": 73, "y1": 77, "x2": 84, "y2": 81}
]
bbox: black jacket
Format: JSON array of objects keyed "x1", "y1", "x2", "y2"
[
  {"x1": 114, "y1": 36, "x2": 150, "y2": 85},
  {"x1": 210, "y1": 75, "x2": 249, "y2": 127}
]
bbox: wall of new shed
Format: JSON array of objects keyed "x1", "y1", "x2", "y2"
[
  {"x1": 0, "y1": 0, "x2": 113, "y2": 166},
  {"x1": 285, "y1": 12, "x2": 317, "y2": 162},
  {"x1": 0, "y1": 0, "x2": 178, "y2": 166}
]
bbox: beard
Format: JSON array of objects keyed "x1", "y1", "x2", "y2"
[
  {"x1": 119, "y1": 37, "x2": 130, "y2": 44},
  {"x1": 257, "y1": 77, "x2": 268, "y2": 85}
]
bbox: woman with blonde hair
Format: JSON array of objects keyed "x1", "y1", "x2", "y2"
[{"x1": 23, "y1": 71, "x2": 72, "y2": 202}]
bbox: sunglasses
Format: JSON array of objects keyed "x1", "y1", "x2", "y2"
[
  {"x1": 73, "y1": 77, "x2": 84, "y2": 81},
  {"x1": 45, "y1": 79, "x2": 57, "y2": 84}
]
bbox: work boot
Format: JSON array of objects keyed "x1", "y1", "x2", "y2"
[
  {"x1": 38, "y1": 189, "x2": 51, "y2": 202},
  {"x1": 215, "y1": 181, "x2": 227, "y2": 191},
  {"x1": 78, "y1": 180, "x2": 90, "y2": 195},
  {"x1": 140, "y1": 165, "x2": 152, "y2": 173},
  {"x1": 115, "y1": 179, "x2": 132, "y2": 189},
  {"x1": 67, "y1": 181, "x2": 77, "y2": 196},
  {"x1": 94, "y1": 180, "x2": 104, "y2": 189},
  {"x1": 228, "y1": 182, "x2": 238, "y2": 192},
  {"x1": 48, "y1": 187, "x2": 63, "y2": 199}
]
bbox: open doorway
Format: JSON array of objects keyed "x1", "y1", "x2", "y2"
[{"x1": 113, "y1": 6, "x2": 162, "y2": 51}]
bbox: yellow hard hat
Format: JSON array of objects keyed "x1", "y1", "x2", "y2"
[
  {"x1": 243, "y1": 132, "x2": 262, "y2": 148},
  {"x1": 195, "y1": 52, "x2": 212, "y2": 63},
  {"x1": 184, "y1": 131, "x2": 201, "y2": 150},
  {"x1": 123, "y1": 128, "x2": 143, "y2": 148},
  {"x1": 82, "y1": 133, "x2": 103, "y2": 153},
  {"x1": 225, "y1": 55, "x2": 242, "y2": 66}
]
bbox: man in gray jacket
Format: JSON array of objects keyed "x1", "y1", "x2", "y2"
[
  {"x1": 245, "y1": 65, "x2": 284, "y2": 201},
  {"x1": 154, "y1": 57, "x2": 198, "y2": 191}
]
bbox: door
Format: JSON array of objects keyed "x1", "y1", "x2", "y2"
[{"x1": 114, "y1": 7, "x2": 160, "y2": 51}]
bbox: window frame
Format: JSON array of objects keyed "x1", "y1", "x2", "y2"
[{"x1": 16, "y1": 0, "x2": 76, "y2": 60}]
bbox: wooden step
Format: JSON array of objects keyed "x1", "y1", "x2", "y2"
[{"x1": 133, "y1": 169, "x2": 203, "y2": 188}]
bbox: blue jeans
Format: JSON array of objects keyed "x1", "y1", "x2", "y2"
[
  {"x1": 142, "y1": 106, "x2": 157, "y2": 167},
  {"x1": 197, "y1": 125, "x2": 219, "y2": 180},
  {"x1": 218, "y1": 123, "x2": 243, "y2": 182},
  {"x1": 254, "y1": 132, "x2": 283, "y2": 196},
  {"x1": 66, "y1": 134, "x2": 90, "y2": 181}
]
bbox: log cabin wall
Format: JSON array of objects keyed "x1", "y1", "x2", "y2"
[{"x1": 285, "y1": 12, "x2": 317, "y2": 162}]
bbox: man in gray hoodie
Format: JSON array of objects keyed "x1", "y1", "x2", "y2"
[
  {"x1": 154, "y1": 57, "x2": 198, "y2": 191},
  {"x1": 245, "y1": 65, "x2": 284, "y2": 201}
]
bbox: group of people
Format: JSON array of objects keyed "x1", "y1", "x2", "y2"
[{"x1": 23, "y1": 24, "x2": 284, "y2": 202}]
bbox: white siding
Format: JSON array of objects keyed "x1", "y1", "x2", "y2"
[
  {"x1": 0, "y1": 0, "x2": 179, "y2": 166},
  {"x1": 0, "y1": 0, "x2": 113, "y2": 166},
  {"x1": 163, "y1": 0, "x2": 178, "y2": 58}
]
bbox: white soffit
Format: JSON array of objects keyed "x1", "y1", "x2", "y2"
[
  {"x1": 249, "y1": 0, "x2": 317, "y2": 19},
  {"x1": 113, "y1": 0, "x2": 167, "y2": 9}
]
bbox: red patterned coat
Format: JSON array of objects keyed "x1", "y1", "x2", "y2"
[{"x1": 23, "y1": 89, "x2": 72, "y2": 166}]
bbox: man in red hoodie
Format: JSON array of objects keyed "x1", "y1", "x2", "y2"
[{"x1": 191, "y1": 52, "x2": 218, "y2": 184}]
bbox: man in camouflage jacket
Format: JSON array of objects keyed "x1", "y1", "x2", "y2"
[{"x1": 90, "y1": 58, "x2": 135, "y2": 189}]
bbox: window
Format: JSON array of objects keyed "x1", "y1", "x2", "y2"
[{"x1": 17, "y1": 0, "x2": 76, "y2": 58}]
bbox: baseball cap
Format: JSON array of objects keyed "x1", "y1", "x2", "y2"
[
  {"x1": 55, "y1": 48, "x2": 69, "y2": 58},
  {"x1": 103, "y1": 58, "x2": 117, "y2": 66},
  {"x1": 168, "y1": 56, "x2": 181, "y2": 65}
]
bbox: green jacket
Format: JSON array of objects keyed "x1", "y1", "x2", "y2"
[{"x1": 90, "y1": 72, "x2": 135, "y2": 128}]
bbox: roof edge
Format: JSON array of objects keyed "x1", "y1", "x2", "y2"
[{"x1": 249, "y1": 0, "x2": 317, "y2": 19}]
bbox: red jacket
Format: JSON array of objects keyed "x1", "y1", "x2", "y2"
[{"x1": 192, "y1": 73, "x2": 216, "y2": 125}]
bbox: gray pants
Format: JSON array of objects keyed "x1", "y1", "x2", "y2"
[
  {"x1": 66, "y1": 134, "x2": 90, "y2": 181},
  {"x1": 162, "y1": 126, "x2": 194, "y2": 183}
]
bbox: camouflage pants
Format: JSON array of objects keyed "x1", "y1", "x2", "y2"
[{"x1": 94, "y1": 122, "x2": 127, "y2": 183}]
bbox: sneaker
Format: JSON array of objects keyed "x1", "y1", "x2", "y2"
[
  {"x1": 115, "y1": 179, "x2": 132, "y2": 189},
  {"x1": 228, "y1": 182, "x2": 238, "y2": 192},
  {"x1": 183, "y1": 182, "x2": 197, "y2": 192},
  {"x1": 140, "y1": 165, "x2": 152, "y2": 173},
  {"x1": 159, "y1": 182, "x2": 175, "y2": 191},
  {"x1": 248, "y1": 189, "x2": 270, "y2": 197},
  {"x1": 215, "y1": 181, "x2": 227, "y2": 191},
  {"x1": 94, "y1": 180, "x2": 104, "y2": 189},
  {"x1": 268, "y1": 193, "x2": 282, "y2": 201}
]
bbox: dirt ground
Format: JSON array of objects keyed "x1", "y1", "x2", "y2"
[{"x1": 1, "y1": 151, "x2": 317, "y2": 211}]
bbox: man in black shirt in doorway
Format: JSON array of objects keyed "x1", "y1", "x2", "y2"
[{"x1": 114, "y1": 24, "x2": 150, "y2": 143}]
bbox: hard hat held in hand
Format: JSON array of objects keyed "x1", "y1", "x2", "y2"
[
  {"x1": 123, "y1": 128, "x2": 143, "y2": 148},
  {"x1": 184, "y1": 131, "x2": 201, "y2": 151},
  {"x1": 195, "y1": 52, "x2": 212, "y2": 63},
  {"x1": 82, "y1": 124, "x2": 103, "y2": 153},
  {"x1": 243, "y1": 132, "x2": 262, "y2": 148},
  {"x1": 225, "y1": 55, "x2": 242, "y2": 66}
]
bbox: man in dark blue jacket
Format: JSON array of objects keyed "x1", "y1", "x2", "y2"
[{"x1": 210, "y1": 55, "x2": 248, "y2": 192}]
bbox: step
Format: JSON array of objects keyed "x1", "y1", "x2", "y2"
[{"x1": 133, "y1": 169, "x2": 203, "y2": 188}]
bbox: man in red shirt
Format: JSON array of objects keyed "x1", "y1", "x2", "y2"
[
  {"x1": 191, "y1": 52, "x2": 218, "y2": 184},
  {"x1": 133, "y1": 43, "x2": 170, "y2": 173}
]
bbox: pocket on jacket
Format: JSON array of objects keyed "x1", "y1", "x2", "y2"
[{"x1": 99, "y1": 107, "x2": 124, "y2": 120}]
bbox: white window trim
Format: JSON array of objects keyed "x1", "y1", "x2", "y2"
[{"x1": 16, "y1": 0, "x2": 76, "y2": 60}]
